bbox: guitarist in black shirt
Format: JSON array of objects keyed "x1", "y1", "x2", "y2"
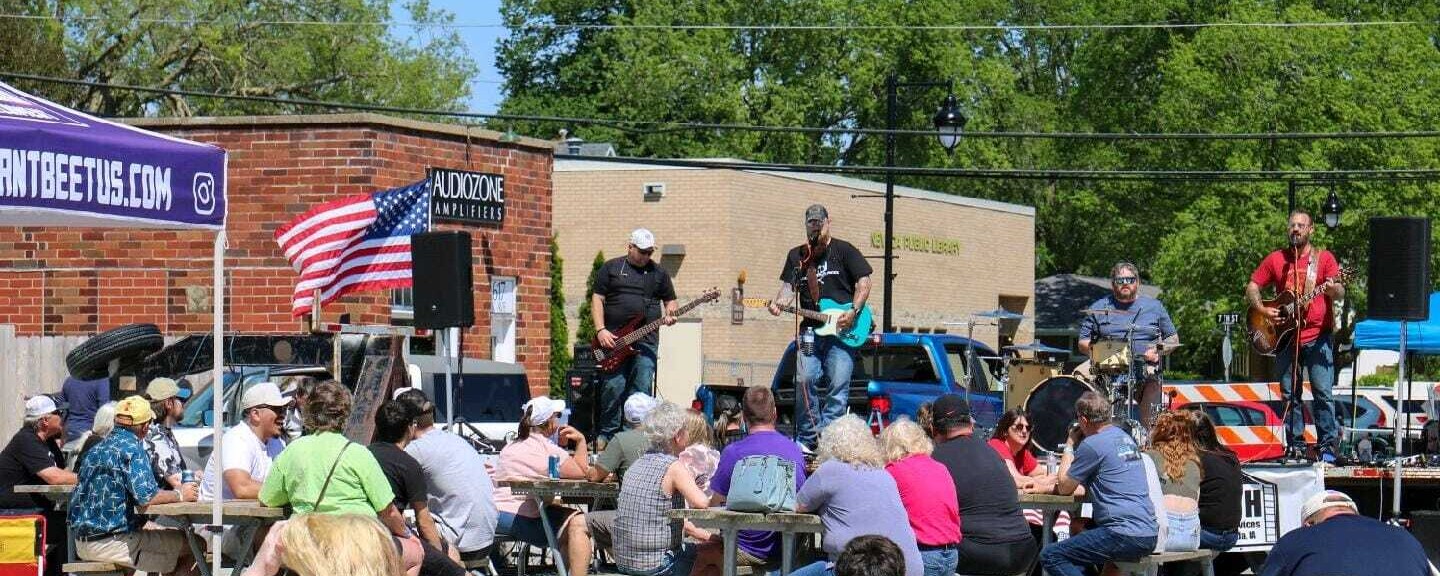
[{"x1": 592, "y1": 228, "x2": 678, "y2": 447}]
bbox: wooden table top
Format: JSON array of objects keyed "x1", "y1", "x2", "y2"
[
  {"x1": 668, "y1": 508, "x2": 822, "y2": 531},
  {"x1": 497, "y1": 479, "x2": 619, "y2": 497},
  {"x1": 13, "y1": 484, "x2": 75, "y2": 494},
  {"x1": 1018, "y1": 492, "x2": 1084, "y2": 505},
  {"x1": 145, "y1": 500, "x2": 286, "y2": 519}
]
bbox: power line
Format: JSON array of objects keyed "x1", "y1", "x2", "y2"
[
  {"x1": 0, "y1": 12, "x2": 1424, "y2": 31},
  {"x1": 10, "y1": 71, "x2": 1440, "y2": 142}
]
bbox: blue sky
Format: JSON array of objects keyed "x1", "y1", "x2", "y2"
[{"x1": 391, "y1": 0, "x2": 508, "y2": 113}]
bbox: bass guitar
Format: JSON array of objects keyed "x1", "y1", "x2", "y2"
[
  {"x1": 742, "y1": 298, "x2": 874, "y2": 348},
  {"x1": 592, "y1": 288, "x2": 720, "y2": 373},
  {"x1": 1247, "y1": 267, "x2": 1353, "y2": 355}
]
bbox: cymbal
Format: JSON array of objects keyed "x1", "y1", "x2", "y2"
[
  {"x1": 973, "y1": 309, "x2": 1028, "y2": 320},
  {"x1": 1004, "y1": 342, "x2": 1071, "y2": 355},
  {"x1": 1081, "y1": 308, "x2": 1136, "y2": 316}
]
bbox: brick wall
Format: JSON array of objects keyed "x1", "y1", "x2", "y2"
[{"x1": 0, "y1": 114, "x2": 556, "y2": 397}]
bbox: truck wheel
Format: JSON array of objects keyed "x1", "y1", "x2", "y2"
[{"x1": 66, "y1": 323, "x2": 164, "y2": 380}]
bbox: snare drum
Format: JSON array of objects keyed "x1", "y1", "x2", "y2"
[
  {"x1": 1022, "y1": 376, "x2": 1097, "y2": 453},
  {"x1": 1090, "y1": 339, "x2": 1132, "y2": 375},
  {"x1": 1005, "y1": 360, "x2": 1060, "y2": 410}
]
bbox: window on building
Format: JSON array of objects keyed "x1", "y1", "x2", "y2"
[{"x1": 391, "y1": 288, "x2": 414, "y2": 325}]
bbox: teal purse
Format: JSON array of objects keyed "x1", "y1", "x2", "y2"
[{"x1": 725, "y1": 455, "x2": 797, "y2": 513}]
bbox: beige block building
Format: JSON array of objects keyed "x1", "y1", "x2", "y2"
[{"x1": 555, "y1": 157, "x2": 1035, "y2": 395}]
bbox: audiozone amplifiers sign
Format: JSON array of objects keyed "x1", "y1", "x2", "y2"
[{"x1": 428, "y1": 167, "x2": 505, "y2": 225}]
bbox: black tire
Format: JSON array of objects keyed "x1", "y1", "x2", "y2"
[{"x1": 66, "y1": 323, "x2": 164, "y2": 380}]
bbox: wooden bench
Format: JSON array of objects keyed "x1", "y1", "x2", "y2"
[
  {"x1": 1114, "y1": 550, "x2": 1218, "y2": 576},
  {"x1": 62, "y1": 561, "x2": 126, "y2": 576}
]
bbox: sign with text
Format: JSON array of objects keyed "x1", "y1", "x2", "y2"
[
  {"x1": 491, "y1": 276, "x2": 516, "y2": 315},
  {"x1": 428, "y1": 167, "x2": 505, "y2": 225},
  {"x1": 1216, "y1": 312, "x2": 1240, "y2": 325},
  {"x1": 1231, "y1": 464, "x2": 1325, "y2": 552}
]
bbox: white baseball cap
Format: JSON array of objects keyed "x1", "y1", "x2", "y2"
[
  {"x1": 1300, "y1": 490, "x2": 1357, "y2": 523},
  {"x1": 241, "y1": 382, "x2": 294, "y2": 411},
  {"x1": 24, "y1": 395, "x2": 60, "y2": 418},
  {"x1": 624, "y1": 393, "x2": 659, "y2": 424},
  {"x1": 629, "y1": 228, "x2": 656, "y2": 250},
  {"x1": 523, "y1": 397, "x2": 568, "y2": 426}
]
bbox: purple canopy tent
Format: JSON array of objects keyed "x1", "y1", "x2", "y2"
[{"x1": 0, "y1": 81, "x2": 230, "y2": 570}]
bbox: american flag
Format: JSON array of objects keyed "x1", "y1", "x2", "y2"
[{"x1": 275, "y1": 180, "x2": 430, "y2": 316}]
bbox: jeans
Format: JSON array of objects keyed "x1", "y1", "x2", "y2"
[
  {"x1": 795, "y1": 335, "x2": 855, "y2": 448},
  {"x1": 599, "y1": 342, "x2": 657, "y2": 441},
  {"x1": 618, "y1": 545, "x2": 697, "y2": 576},
  {"x1": 1162, "y1": 511, "x2": 1201, "y2": 552},
  {"x1": 789, "y1": 560, "x2": 833, "y2": 576},
  {"x1": 1276, "y1": 332, "x2": 1338, "y2": 449},
  {"x1": 1039, "y1": 525, "x2": 1157, "y2": 576},
  {"x1": 920, "y1": 548, "x2": 958, "y2": 576},
  {"x1": 1199, "y1": 528, "x2": 1238, "y2": 552}
]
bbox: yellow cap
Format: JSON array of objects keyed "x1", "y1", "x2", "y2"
[{"x1": 114, "y1": 395, "x2": 155, "y2": 426}]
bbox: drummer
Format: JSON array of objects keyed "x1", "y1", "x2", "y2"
[{"x1": 1077, "y1": 262, "x2": 1179, "y2": 425}]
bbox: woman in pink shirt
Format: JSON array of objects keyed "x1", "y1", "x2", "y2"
[
  {"x1": 879, "y1": 418, "x2": 960, "y2": 576},
  {"x1": 492, "y1": 397, "x2": 593, "y2": 576}
]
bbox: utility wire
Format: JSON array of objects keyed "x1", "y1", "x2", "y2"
[
  {"x1": 0, "y1": 12, "x2": 1425, "y2": 31},
  {"x1": 11, "y1": 72, "x2": 1440, "y2": 143}
]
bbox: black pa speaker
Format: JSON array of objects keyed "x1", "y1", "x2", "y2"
[
  {"x1": 411, "y1": 231, "x2": 475, "y2": 329},
  {"x1": 1367, "y1": 217, "x2": 1431, "y2": 321}
]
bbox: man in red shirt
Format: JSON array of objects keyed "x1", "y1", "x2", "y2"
[{"x1": 1246, "y1": 210, "x2": 1344, "y2": 463}]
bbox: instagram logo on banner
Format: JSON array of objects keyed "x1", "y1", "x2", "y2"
[{"x1": 193, "y1": 172, "x2": 216, "y2": 215}]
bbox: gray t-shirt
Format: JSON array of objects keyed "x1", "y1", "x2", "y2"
[
  {"x1": 1069, "y1": 426, "x2": 1157, "y2": 538},
  {"x1": 406, "y1": 429, "x2": 499, "y2": 552},
  {"x1": 797, "y1": 461, "x2": 923, "y2": 576},
  {"x1": 597, "y1": 428, "x2": 648, "y2": 483}
]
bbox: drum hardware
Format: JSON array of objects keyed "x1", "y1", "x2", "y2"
[
  {"x1": 946, "y1": 310, "x2": 1032, "y2": 409},
  {"x1": 1004, "y1": 342, "x2": 1070, "y2": 355}
]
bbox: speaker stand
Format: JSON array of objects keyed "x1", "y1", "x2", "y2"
[{"x1": 1391, "y1": 319, "x2": 1407, "y2": 521}]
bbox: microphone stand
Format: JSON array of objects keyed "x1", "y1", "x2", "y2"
[{"x1": 792, "y1": 241, "x2": 815, "y2": 445}]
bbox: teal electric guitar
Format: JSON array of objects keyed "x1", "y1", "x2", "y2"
[{"x1": 744, "y1": 297, "x2": 874, "y2": 348}]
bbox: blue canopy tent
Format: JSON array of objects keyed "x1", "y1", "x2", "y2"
[
  {"x1": 0, "y1": 81, "x2": 229, "y2": 571},
  {"x1": 1353, "y1": 292, "x2": 1440, "y2": 353}
]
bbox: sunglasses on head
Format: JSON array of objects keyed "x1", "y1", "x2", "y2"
[{"x1": 1112, "y1": 276, "x2": 1137, "y2": 285}]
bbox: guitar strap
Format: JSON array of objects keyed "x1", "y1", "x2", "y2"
[{"x1": 1300, "y1": 249, "x2": 1319, "y2": 321}]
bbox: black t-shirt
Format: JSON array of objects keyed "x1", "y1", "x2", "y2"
[
  {"x1": 0, "y1": 430, "x2": 64, "y2": 510},
  {"x1": 930, "y1": 434, "x2": 1032, "y2": 544},
  {"x1": 593, "y1": 257, "x2": 677, "y2": 346},
  {"x1": 1197, "y1": 450, "x2": 1243, "y2": 531},
  {"x1": 778, "y1": 239, "x2": 872, "y2": 327},
  {"x1": 368, "y1": 442, "x2": 428, "y2": 510}
]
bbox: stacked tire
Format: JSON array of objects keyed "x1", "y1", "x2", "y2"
[{"x1": 65, "y1": 323, "x2": 165, "y2": 380}]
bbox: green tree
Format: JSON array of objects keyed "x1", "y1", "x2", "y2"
[
  {"x1": 575, "y1": 250, "x2": 606, "y2": 345},
  {"x1": 548, "y1": 236, "x2": 571, "y2": 398}
]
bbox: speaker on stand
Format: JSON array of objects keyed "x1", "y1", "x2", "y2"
[
  {"x1": 1366, "y1": 216, "x2": 1431, "y2": 523},
  {"x1": 411, "y1": 230, "x2": 475, "y2": 427},
  {"x1": 567, "y1": 343, "x2": 602, "y2": 441}
]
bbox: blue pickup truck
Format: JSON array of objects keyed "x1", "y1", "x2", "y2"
[{"x1": 696, "y1": 332, "x2": 1008, "y2": 434}]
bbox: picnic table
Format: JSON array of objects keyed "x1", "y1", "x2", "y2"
[
  {"x1": 14, "y1": 484, "x2": 76, "y2": 561},
  {"x1": 1019, "y1": 492, "x2": 1084, "y2": 576},
  {"x1": 497, "y1": 479, "x2": 619, "y2": 576},
  {"x1": 144, "y1": 500, "x2": 285, "y2": 576},
  {"x1": 668, "y1": 508, "x2": 823, "y2": 576}
]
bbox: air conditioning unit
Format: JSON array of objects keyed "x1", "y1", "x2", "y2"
[{"x1": 643, "y1": 182, "x2": 666, "y2": 201}]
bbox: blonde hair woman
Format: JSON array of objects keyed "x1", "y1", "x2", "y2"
[
  {"x1": 791, "y1": 415, "x2": 924, "y2": 576},
  {"x1": 677, "y1": 409, "x2": 720, "y2": 495},
  {"x1": 279, "y1": 514, "x2": 402, "y2": 576},
  {"x1": 879, "y1": 419, "x2": 960, "y2": 576}
]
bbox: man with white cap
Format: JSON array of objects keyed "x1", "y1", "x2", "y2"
[
  {"x1": 143, "y1": 377, "x2": 192, "y2": 488},
  {"x1": 195, "y1": 382, "x2": 289, "y2": 560},
  {"x1": 1259, "y1": 489, "x2": 1433, "y2": 576},
  {"x1": 592, "y1": 228, "x2": 678, "y2": 447},
  {"x1": 0, "y1": 395, "x2": 78, "y2": 576},
  {"x1": 585, "y1": 392, "x2": 659, "y2": 554}
]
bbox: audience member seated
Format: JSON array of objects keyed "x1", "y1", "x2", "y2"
[
  {"x1": 1181, "y1": 409, "x2": 1242, "y2": 553},
  {"x1": 370, "y1": 401, "x2": 465, "y2": 576},
  {"x1": 273, "y1": 514, "x2": 403, "y2": 576},
  {"x1": 1043, "y1": 391, "x2": 1157, "y2": 576},
  {"x1": 72, "y1": 401, "x2": 117, "y2": 470},
  {"x1": 677, "y1": 409, "x2": 720, "y2": 496},
  {"x1": 492, "y1": 397, "x2": 593, "y2": 576},
  {"x1": 69, "y1": 396, "x2": 198, "y2": 576},
  {"x1": 279, "y1": 376, "x2": 317, "y2": 440},
  {"x1": 790, "y1": 415, "x2": 923, "y2": 576},
  {"x1": 612, "y1": 402, "x2": 713, "y2": 576},
  {"x1": 198, "y1": 382, "x2": 289, "y2": 561},
  {"x1": 880, "y1": 418, "x2": 959, "y2": 576},
  {"x1": 1259, "y1": 490, "x2": 1432, "y2": 576},
  {"x1": 835, "y1": 536, "x2": 907, "y2": 576},
  {"x1": 925, "y1": 395, "x2": 1038, "y2": 575},
  {"x1": 1, "y1": 395, "x2": 79, "y2": 576},
  {"x1": 142, "y1": 378, "x2": 192, "y2": 489},
  {"x1": 694, "y1": 386, "x2": 807, "y2": 574},
  {"x1": 589, "y1": 393, "x2": 659, "y2": 553},
  {"x1": 988, "y1": 409, "x2": 1057, "y2": 493},
  {"x1": 1144, "y1": 412, "x2": 1201, "y2": 552},
  {"x1": 396, "y1": 389, "x2": 499, "y2": 566},
  {"x1": 254, "y1": 381, "x2": 422, "y2": 576}
]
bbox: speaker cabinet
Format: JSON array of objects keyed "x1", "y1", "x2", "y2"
[
  {"x1": 1367, "y1": 217, "x2": 1431, "y2": 321},
  {"x1": 411, "y1": 231, "x2": 475, "y2": 329}
]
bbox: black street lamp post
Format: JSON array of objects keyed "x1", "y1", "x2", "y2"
[{"x1": 883, "y1": 75, "x2": 965, "y2": 332}]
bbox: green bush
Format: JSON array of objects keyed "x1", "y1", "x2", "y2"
[{"x1": 1357, "y1": 373, "x2": 1396, "y2": 388}]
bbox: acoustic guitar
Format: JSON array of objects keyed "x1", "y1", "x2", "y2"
[
  {"x1": 1247, "y1": 267, "x2": 1353, "y2": 355},
  {"x1": 741, "y1": 298, "x2": 874, "y2": 348},
  {"x1": 592, "y1": 288, "x2": 720, "y2": 373}
]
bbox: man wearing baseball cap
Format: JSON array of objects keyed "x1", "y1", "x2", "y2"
[
  {"x1": 1259, "y1": 489, "x2": 1432, "y2": 576},
  {"x1": 0, "y1": 395, "x2": 78, "y2": 576},
  {"x1": 591, "y1": 227, "x2": 678, "y2": 447},
  {"x1": 70, "y1": 395, "x2": 198, "y2": 576},
  {"x1": 143, "y1": 377, "x2": 192, "y2": 489},
  {"x1": 769, "y1": 203, "x2": 873, "y2": 450}
]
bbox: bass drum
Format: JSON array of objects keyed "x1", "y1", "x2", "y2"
[{"x1": 1023, "y1": 376, "x2": 1096, "y2": 453}]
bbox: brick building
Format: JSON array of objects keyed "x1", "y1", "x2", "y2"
[
  {"x1": 0, "y1": 114, "x2": 556, "y2": 395},
  {"x1": 554, "y1": 157, "x2": 1035, "y2": 394}
]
